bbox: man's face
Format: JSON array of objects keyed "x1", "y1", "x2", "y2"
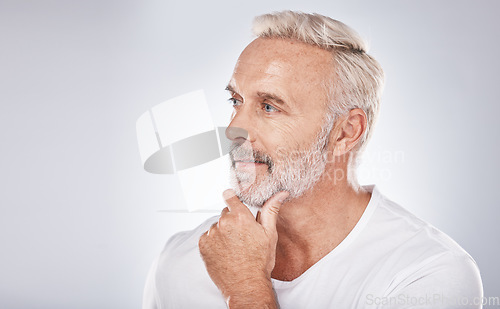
[{"x1": 226, "y1": 38, "x2": 335, "y2": 207}]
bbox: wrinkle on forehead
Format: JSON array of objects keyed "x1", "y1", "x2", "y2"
[
  {"x1": 239, "y1": 37, "x2": 333, "y2": 68},
  {"x1": 234, "y1": 58, "x2": 293, "y2": 77},
  {"x1": 228, "y1": 38, "x2": 334, "y2": 111},
  {"x1": 236, "y1": 38, "x2": 333, "y2": 83}
]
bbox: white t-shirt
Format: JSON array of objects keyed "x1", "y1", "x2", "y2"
[{"x1": 143, "y1": 185, "x2": 483, "y2": 308}]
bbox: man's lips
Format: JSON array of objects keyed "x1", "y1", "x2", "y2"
[
  {"x1": 234, "y1": 159, "x2": 265, "y2": 163},
  {"x1": 233, "y1": 160, "x2": 268, "y2": 170}
]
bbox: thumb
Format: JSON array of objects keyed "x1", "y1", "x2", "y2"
[{"x1": 258, "y1": 191, "x2": 289, "y2": 233}]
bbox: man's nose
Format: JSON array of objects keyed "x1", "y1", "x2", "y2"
[
  {"x1": 225, "y1": 108, "x2": 254, "y2": 143},
  {"x1": 225, "y1": 126, "x2": 248, "y2": 142}
]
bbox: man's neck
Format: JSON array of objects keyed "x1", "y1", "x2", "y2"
[{"x1": 271, "y1": 165, "x2": 372, "y2": 281}]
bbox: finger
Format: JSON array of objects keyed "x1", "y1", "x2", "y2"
[
  {"x1": 259, "y1": 191, "x2": 289, "y2": 234},
  {"x1": 221, "y1": 206, "x2": 230, "y2": 216},
  {"x1": 207, "y1": 221, "x2": 218, "y2": 236},
  {"x1": 222, "y1": 189, "x2": 241, "y2": 212},
  {"x1": 217, "y1": 207, "x2": 230, "y2": 229},
  {"x1": 222, "y1": 189, "x2": 251, "y2": 215},
  {"x1": 223, "y1": 189, "x2": 238, "y2": 200}
]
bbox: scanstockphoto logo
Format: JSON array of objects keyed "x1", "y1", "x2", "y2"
[
  {"x1": 365, "y1": 293, "x2": 500, "y2": 307},
  {"x1": 273, "y1": 145, "x2": 406, "y2": 184},
  {"x1": 358, "y1": 148, "x2": 405, "y2": 182}
]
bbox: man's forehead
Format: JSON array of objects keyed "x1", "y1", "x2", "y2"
[
  {"x1": 234, "y1": 57, "x2": 293, "y2": 75},
  {"x1": 228, "y1": 59, "x2": 327, "y2": 98},
  {"x1": 229, "y1": 38, "x2": 334, "y2": 88},
  {"x1": 238, "y1": 37, "x2": 333, "y2": 67},
  {"x1": 228, "y1": 66, "x2": 300, "y2": 102}
]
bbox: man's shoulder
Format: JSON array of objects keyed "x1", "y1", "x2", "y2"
[
  {"x1": 145, "y1": 215, "x2": 226, "y2": 308},
  {"x1": 367, "y1": 188, "x2": 482, "y2": 291},
  {"x1": 373, "y1": 189, "x2": 472, "y2": 258},
  {"x1": 344, "y1": 187, "x2": 482, "y2": 301},
  {"x1": 154, "y1": 215, "x2": 220, "y2": 286},
  {"x1": 159, "y1": 215, "x2": 219, "y2": 258}
]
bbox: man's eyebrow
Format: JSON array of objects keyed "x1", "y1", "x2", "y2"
[
  {"x1": 256, "y1": 92, "x2": 286, "y2": 106},
  {"x1": 225, "y1": 85, "x2": 237, "y2": 94},
  {"x1": 225, "y1": 85, "x2": 288, "y2": 107}
]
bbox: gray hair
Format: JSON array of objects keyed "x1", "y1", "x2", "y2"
[{"x1": 252, "y1": 11, "x2": 385, "y2": 153}]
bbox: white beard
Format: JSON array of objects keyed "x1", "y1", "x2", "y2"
[{"x1": 229, "y1": 120, "x2": 332, "y2": 208}]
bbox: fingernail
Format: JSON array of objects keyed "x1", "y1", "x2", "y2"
[{"x1": 223, "y1": 189, "x2": 236, "y2": 199}]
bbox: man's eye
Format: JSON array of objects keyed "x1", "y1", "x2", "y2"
[
  {"x1": 228, "y1": 98, "x2": 242, "y2": 107},
  {"x1": 263, "y1": 103, "x2": 278, "y2": 113}
]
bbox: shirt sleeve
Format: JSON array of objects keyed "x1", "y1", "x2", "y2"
[{"x1": 381, "y1": 252, "x2": 483, "y2": 309}]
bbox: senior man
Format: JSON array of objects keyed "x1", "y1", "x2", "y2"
[{"x1": 143, "y1": 11, "x2": 482, "y2": 309}]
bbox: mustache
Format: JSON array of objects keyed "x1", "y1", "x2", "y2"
[{"x1": 229, "y1": 142, "x2": 274, "y2": 170}]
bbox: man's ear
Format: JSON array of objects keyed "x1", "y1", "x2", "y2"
[{"x1": 331, "y1": 108, "x2": 367, "y2": 156}]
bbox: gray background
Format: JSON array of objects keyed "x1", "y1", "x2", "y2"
[{"x1": 1, "y1": 0, "x2": 499, "y2": 308}]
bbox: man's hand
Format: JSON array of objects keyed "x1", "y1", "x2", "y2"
[{"x1": 198, "y1": 189, "x2": 289, "y2": 308}]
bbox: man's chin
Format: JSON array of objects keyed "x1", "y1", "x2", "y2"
[
  {"x1": 231, "y1": 185, "x2": 268, "y2": 208},
  {"x1": 230, "y1": 171, "x2": 276, "y2": 207}
]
